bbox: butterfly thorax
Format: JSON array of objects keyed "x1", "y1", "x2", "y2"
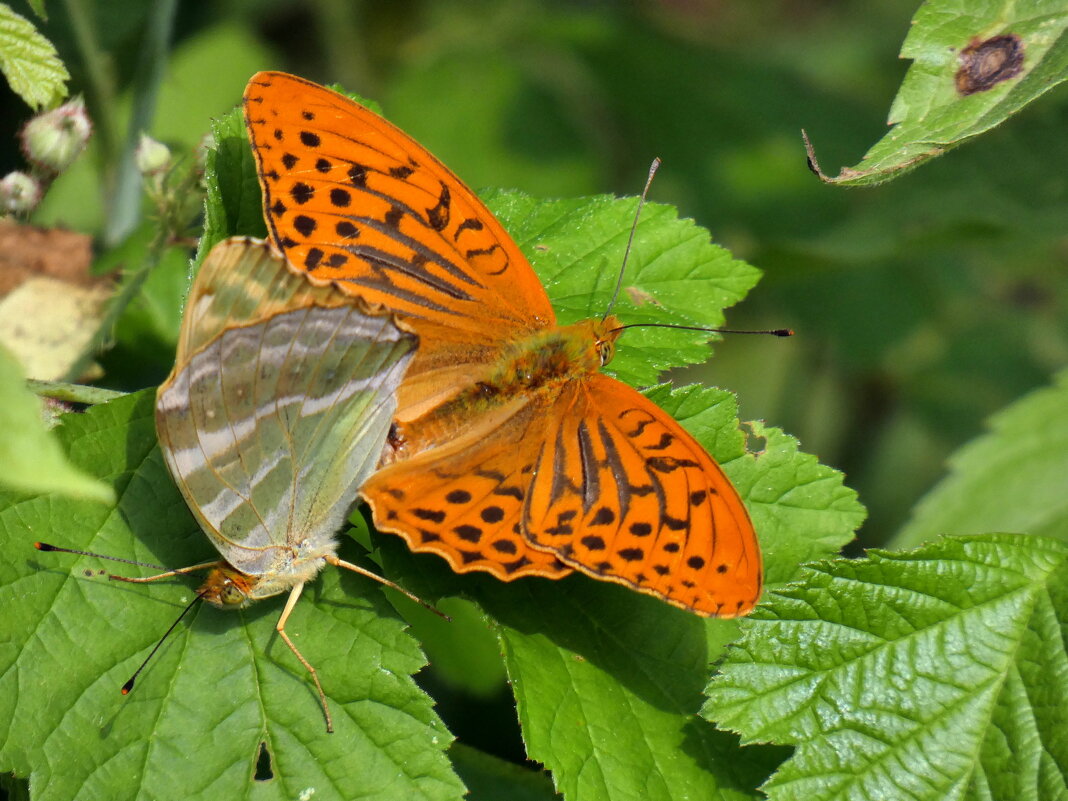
[
  {"x1": 198, "y1": 555, "x2": 326, "y2": 608},
  {"x1": 490, "y1": 317, "x2": 614, "y2": 387},
  {"x1": 384, "y1": 316, "x2": 623, "y2": 462}
]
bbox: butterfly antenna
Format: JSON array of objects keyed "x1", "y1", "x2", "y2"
[
  {"x1": 122, "y1": 591, "x2": 206, "y2": 695},
  {"x1": 612, "y1": 323, "x2": 794, "y2": 337},
  {"x1": 603, "y1": 158, "x2": 661, "y2": 322},
  {"x1": 34, "y1": 541, "x2": 167, "y2": 571}
]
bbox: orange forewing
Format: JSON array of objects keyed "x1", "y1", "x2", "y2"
[{"x1": 244, "y1": 72, "x2": 555, "y2": 344}]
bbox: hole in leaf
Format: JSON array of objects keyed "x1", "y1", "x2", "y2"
[
  {"x1": 254, "y1": 741, "x2": 273, "y2": 781},
  {"x1": 741, "y1": 422, "x2": 767, "y2": 455}
]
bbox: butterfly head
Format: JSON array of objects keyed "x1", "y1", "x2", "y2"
[
  {"x1": 198, "y1": 564, "x2": 257, "y2": 609},
  {"x1": 591, "y1": 315, "x2": 624, "y2": 367}
]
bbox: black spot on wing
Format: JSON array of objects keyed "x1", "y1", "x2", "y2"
[
  {"x1": 348, "y1": 164, "x2": 368, "y2": 186},
  {"x1": 647, "y1": 456, "x2": 699, "y2": 473},
  {"x1": 454, "y1": 525, "x2": 482, "y2": 543},
  {"x1": 336, "y1": 221, "x2": 359, "y2": 239},
  {"x1": 413, "y1": 508, "x2": 445, "y2": 524},
  {"x1": 293, "y1": 215, "x2": 316, "y2": 237},
  {"x1": 481, "y1": 506, "x2": 505, "y2": 523},
  {"x1": 384, "y1": 206, "x2": 403, "y2": 228},
  {"x1": 426, "y1": 182, "x2": 450, "y2": 231},
  {"x1": 590, "y1": 507, "x2": 615, "y2": 526},
  {"x1": 290, "y1": 182, "x2": 314, "y2": 204},
  {"x1": 647, "y1": 433, "x2": 675, "y2": 451},
  {"x1": 454, "y1": 218, "x2": 484, "y2": 240}
]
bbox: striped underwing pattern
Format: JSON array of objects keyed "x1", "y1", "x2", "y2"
[{"x1": 154, "y1": 237, "x2": 416, "y2": 730}]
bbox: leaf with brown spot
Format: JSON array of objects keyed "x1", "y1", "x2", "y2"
[{"x1": 803, "y1": 6, "x2": 1065, "y2": 186}]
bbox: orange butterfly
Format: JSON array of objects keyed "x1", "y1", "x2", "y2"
[{"x1": 244, "y1": 72, "x2": 762, "y2": 617}]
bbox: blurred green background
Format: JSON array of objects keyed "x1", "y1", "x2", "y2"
[{"x1": 3, "y1": 0, "x2": 1066, "y2": 767}]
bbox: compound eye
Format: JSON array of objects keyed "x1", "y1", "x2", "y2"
[
  {"x1": 219, "y1": 581, "x2": 246, "y2": 606},
  {"x1": 597, "y1": 340, "x2": 614, "y2": 366}
]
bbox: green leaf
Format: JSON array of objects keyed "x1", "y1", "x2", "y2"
[
  {"x1": 705, "y1": 534, "x2": 1068, "y2": 801},
  {"x1": 102, "y1": 221, "x2": 196, "y2": 385},
  {"x1": 895, "y1": 368, "x2": 1068, "y2": 549},
  {"x1": 449, "y1": 743, "x2": 558, "y2": 801},
  {"x1": 386, "y1": 48, "x2": 598, "y2": 198},
  {"x1": 26, "y1": 379, "x2": 126, "y2": 406},
  {"x1": 397, "y1": 596, "x2": 508, "y2": 697},
  {"x1": 200, "y1": 107, "x2": 267, "y2": 260},
  {"x1": 808, "y1": 2, "x2": 1068, "y2": 185},
  {"x1": 492, "y1": 585, "x2": 785, "y2": 801},
  {"x1": 0, "y1": 344, "x2": 113, "y2": 502},
  {"x1": 0, "y1": 2, "x2": 68, "y2": 109},
  {"x1": 0, "y1": 391, "x2": 464, "y2": 801}
]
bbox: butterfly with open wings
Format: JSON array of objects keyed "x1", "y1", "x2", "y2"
[{"x1": 244, "y1": 71, "x2": 762, "y2": 617}]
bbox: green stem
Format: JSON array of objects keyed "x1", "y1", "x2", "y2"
[
  {"x1": 60, "y1": 0, "x2": 117, "y2": 167},
  {"x1": 103, "y1": 0, "x2": 179, "y2": 246}
]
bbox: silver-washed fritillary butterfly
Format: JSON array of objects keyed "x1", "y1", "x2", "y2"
[{"x1": 154, "y1": 236, "x2": 416, "y2": 731}]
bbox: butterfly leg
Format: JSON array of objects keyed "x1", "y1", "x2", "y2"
[
  {"x1": 275, "y1": 582, "x2": 334, "y2": 734},
  {"x1": 324, "y1": 554, "x2": 448, "y2": 620}
]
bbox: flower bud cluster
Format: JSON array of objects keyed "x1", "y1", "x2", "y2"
[
  {"x1": 21, "y1": 97, "x2": 92, "y2": 173},
  {"x1": 138, "y1": 131, "x2": 207, "y2": 246},
  {"x1": 2, "y1": 97, "x2": 93, "y2": 217}
]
